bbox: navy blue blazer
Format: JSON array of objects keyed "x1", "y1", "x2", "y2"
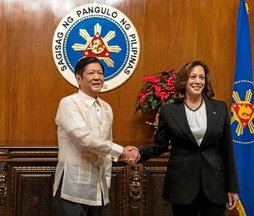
[{"x1": 140, "y1": 97, "x2": 239, "y2": 205}]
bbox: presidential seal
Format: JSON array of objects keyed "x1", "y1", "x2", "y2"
[{"x1": 52, "y1": 3, "x2": 140, "y2": 92}]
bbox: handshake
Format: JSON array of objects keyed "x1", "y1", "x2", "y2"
[{"x1": 120, "y1": 146, "x2": 141, "y2": 165}]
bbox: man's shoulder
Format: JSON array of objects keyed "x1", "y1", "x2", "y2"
[{"x1": 59, "y1": 93, "x2": 79, "y2": 104}]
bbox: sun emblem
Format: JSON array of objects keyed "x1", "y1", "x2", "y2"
[
  {"x1": 231, "y1": 89, "x2": 254, "y2": 136},
  {"x1": 72, "y1": 23, "x2": 121, "y2": 67}
]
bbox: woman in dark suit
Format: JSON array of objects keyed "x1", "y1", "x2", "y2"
[{"x1": 139, "y1": 60, "x2": 239, "y2": 216}]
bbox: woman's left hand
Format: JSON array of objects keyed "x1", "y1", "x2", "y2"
[{"x1": 227, "y1": 192, "x2": 239, "y2": 211}]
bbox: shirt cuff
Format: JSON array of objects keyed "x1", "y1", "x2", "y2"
[{"x1": 106, "y1": 143, "x2": 123, "y2": 162}]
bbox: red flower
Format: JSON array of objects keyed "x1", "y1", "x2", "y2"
[
  {"x1": 135, "y1": 69, "x2": 178, "y2": 114},
  {"x1": 153, "y1": 85, "x2": 162, "y2": 92},
  {"x1": 143, "y1": 76, "x2": 161, "y2": 83}
]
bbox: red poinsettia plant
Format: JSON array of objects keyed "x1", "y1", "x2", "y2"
[{"x1": 135, "y1": 69, "x2": 178, "y2": 114}]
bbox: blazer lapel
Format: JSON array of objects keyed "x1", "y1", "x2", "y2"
[
  {"x1": 200, "y1": 97, "x2": 218, "y2": 146},
  {"x1": 170, "y1": 103, "x2": 198, "y2": 145}
]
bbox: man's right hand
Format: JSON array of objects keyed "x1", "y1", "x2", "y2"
[{"x1": 120, "y1": 146, "x2": 141, "y2": 165}]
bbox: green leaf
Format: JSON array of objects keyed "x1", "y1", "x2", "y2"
[
  {"x1": 135, "y1": 100, "x2": 140, "y2": 109},
  {"x1": 157, "y1": 82, "x2": 164, "y2": 86},
  {"x1": 165, "y1": 98, "x2": 174, "y2": 104},
  {"x1": 146, "y1": 95, "x2": 154, "y2": 102},
  {"x1": 151, "y1": 99, "x2": 158, "y2": 109},
  {"x1": 141, "y1": 103, "x2": 148, "y2": 113}
]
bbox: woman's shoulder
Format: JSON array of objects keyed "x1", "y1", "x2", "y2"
[
  {"x1": 161, "y1": 101, "x2": 183, "y2": 110},
  {"x1": 205, "y1": 97, "x2": 226, "y2": 105},
  {"x1": 205, "y1": 98, "x2": 227, "y2": 111}
]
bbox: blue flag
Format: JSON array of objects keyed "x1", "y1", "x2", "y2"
[{"x1": 231, "y1": 0, "x2": 254, "y2": 215}]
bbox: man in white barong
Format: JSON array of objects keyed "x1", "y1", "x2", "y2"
[{"x1": 53, "y1": 57, "x2": 140, "y2": 216}]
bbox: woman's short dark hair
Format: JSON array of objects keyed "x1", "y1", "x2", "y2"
[
  {"x1": 173, "y1": 60, "x2": 215, "y2": 102},
  {"x1": 74, "y1": 57, "x2": 104, "y2": 76}
]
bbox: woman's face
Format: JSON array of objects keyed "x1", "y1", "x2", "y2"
[{"x1": 186, "y1": 65, "x2": 205, "y2": 98}]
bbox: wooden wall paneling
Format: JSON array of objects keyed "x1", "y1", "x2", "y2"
[
  {"x1": 128, "y1": 164, "x2": 143, "y2": 216},
  {"x1": 0, "y1": 148, "x2": 240, "y2": 216},
  {"x1": 106, "y1": 163, "x2": 127, "y2": 216},
  {"x1": 6, "y1": 2, "x2": 29, "y2": 143},
  {"x1": 142, "y1": 0, "x2": 171, "y2": 73},
  {"x1": 2, "y1": 0, "x2": 53, "y2": 144},
  {"x1": 196, "y1": 0, "x2": 214, "y2": 63},
  {"x1": 0, "y1": 162, "x2": 8, "y2": 216},
  {"x1": 13, "y1": 165, "x2": 55, "y2": 216},
  {"x1": 0, "y1": 147, "x2": 58, "y2": 216},
  {"x1": 210, "y1": 0, "x2": 237, "y2": 105},
  {"x1": 0, "y1": 1, "x2": 6, "y2": 142},
  {"x1": 168, "y1": 0, "x2": 198, "y2": 67},
  {"x1": 0, "y1": 147, "x2": 131, "y2": 216},
  {"x1": 143, "y1": 158, "x2": 172, "y2": 216}
]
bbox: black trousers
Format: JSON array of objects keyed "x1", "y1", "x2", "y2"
[
  {"x1": 54, "y1": 176, "x2": 106, "y2": 216},
  {"x1": 171, "y1": 187, "x2": 226, "y2": 216}
]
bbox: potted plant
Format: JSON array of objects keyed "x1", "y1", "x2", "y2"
[{"x1": 135, "y1": 69, "x2": 177, "y2": 127}]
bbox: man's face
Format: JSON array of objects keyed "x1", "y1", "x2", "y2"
[{"x1": 75, "y1": 62, "x2": 104, "y2": 98}]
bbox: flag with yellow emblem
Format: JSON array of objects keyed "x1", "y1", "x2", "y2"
[{"x1": 231, "y1": 0, "x2": 254, "y2": 215}]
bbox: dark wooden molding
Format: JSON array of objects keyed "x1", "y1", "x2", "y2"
[
  {"x1": 0, "y1": 162, "x2": 7, "y2": 207},
  {"x1": 129, "y1": 164, "x2": 142, "y2": 216},
  {"x1": 0, "y1": 147, "x2": 238, "y2": 216},
  {"x1": 0, "y1": 149, "x2": 11, "y2": 160},
  {"x1": 0, "y1": 147, "x2": 58, "y2": 159},
  {"x1": 10, "y1": 165, "x2": 56, "y2": 216}
]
